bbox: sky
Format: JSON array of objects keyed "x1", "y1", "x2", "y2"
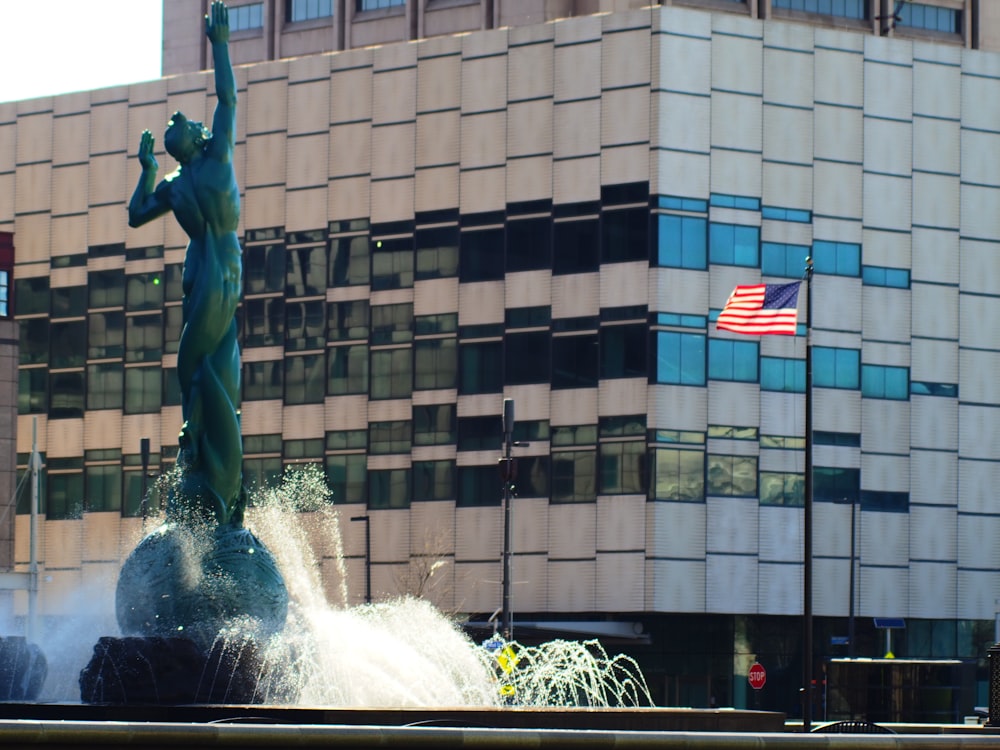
[{"x1": 0, "y1": 0, "x2": 163, "y2": 104}]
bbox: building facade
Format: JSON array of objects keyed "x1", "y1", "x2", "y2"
[{"x1": 3, "y1": 1, "x2": 1000, "y2": 713}]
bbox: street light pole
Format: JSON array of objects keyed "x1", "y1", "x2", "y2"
[
  {"x1": 501, "y1": 398, "x2": 514, "y2": 640},
  {"x1": 351, "y1": 515, "x2": 371, "y2": 604}
]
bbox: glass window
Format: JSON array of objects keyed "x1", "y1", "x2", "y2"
[
  {"x1": 283, "y1": 438, "x2": 324, "y2": 464},
  {"x1": 15, "y1": 276, "x2": 48, "y2": 315},
  {"x1": 708, "y1": 338, "x2": 758, "y2": 382},
  {"x1": 51, "y1": 286, "x2": 87, "y2": 318},
  {"x1": 413, "y1": 460, "x2": 455, "y2": 502},
  {"x1": 49, "y1": 371, "x2": 84, "y2": 419},
  {"x1": 163, "y1": 366, "x2": 181, "y2": 406},
  {"x1": 762, "y1": 206, "x2": 812, "y2": 223},
  {"x1": 861, "y1": 364, "x2": 909, "y2": 400},
  {"x1": 124, "y1": 367, "x2": 160, "y2": 414},
  {"x1": 325, "y1": 430, "x2": 366, "y2": 451},
  {"x1": 244, "y1": 457, "x2": 284, "y2": 494},
  {"x1": 760, "y1": 471, "x2": 804, "y2": 506},
  {"x1": 649, "y1": 448, "x2": 704, "y2": 502},
  {"x1": 552, "y1": 424, "x2": 597, "y2": 447},
  {"x1": 244, "y1": 360, "x2": 283, "y2": 401},
  {"x1": 457, "y1": 465, "x2": 500, "y2": 507},
  {"x1": 656, "y1": 214, "x2": 707, "y2": 269},
  {"x1": 245, "y1": 243, "x2": 286, "y2": 295},
  {"x1": 709, "y1": 223, "x2": 759, "y2": 267},
  {"x1": 507, "y1": 217, "x2": 551, "y2": 272},
  {"x1": 85, "y1": 464, "x2": 122, "y2": 512},
  {"x1": 911, "y1": 381, "x2": 957, "y2": 398},
  {"x1": 371, "y1": 303, "x2": 413, "y2": 345},
  {"x1": 413, "y1": 403, "x2": 456, "y2": 446},
  {"x1": 164, "y1": 306, "x2": 182, "y2": 354},
  {"x1": 123, "y1": 470, "x2": 163, "y2": 518},
  {"x1": 505, "y1": 331, "x2": 550, "y2": 385},
  {"x1": 897, "y1": 2, "x2": 959, "y2": 32},
  {"x1": 371, "y1": 238, "x2": 413, "y2": 291},
  {"x1": 599, "y1": 441, "x2": 645, "y2": 495},
  {"x1": 285, "y1": 299, "x2": 325, "y2": 351},
  {"x1": 243, "y1": 297, "x2": 284, "y2": 347},
  {"x1": 513, "y1": 455, "x2": 550, "y2": 498},
  {"x1": 329, "y1": 236, "x2": 370, "y2": 287},
  {"x1": 551, "y1": 450, "x2": 596, "y2": 503},
  {"x1": 814, "y1": 467, "x2": 860, "y2": 503},
  {"x1": 50, "y1": 320, "x2": 87, "y2": 369},
  {"x1": 814, "y1": 431, "x2": 861, "y2": 447},
  {"x1": 328, "y1": 344, "x2": 368, "y2": 395},
  {"x1": 602, "y1": 207, "x2": 648, "y2": 263},
  {"x1": 862, "y1": 265, "x2": 910, "y2": 288},
  {"x1": 47, "y1": 471, "x2": 83, "y2": 519},
  {"x1": 552, "y1": 334, "x2": 598, "y2": 389},
  {"x1": 88, "y1": 269, "x2": 125, "y2": 309},
  {"x1": 369, "y1": 468, "x2": 410, "y2": 509},
  {"x1": 288, "y1": 0, "x2": 333, "y2": 20},
  {"x1": 415, "y1": 226, "x2": 459, "y2": 280},
  {"x1": 812, "y1": 240, "x2": 860, "y2": 276},
  {"x1": 600, "y1": 324, "x2": 646, "y2": 379},
  {"x1": 20, "y1": 318, "x2": 48, "y2": 365},
  {"x1": 761, "y1": 242, "x2": 809, "y2": 278},
  {"x1": 88, "y1": 311, "x2": 125, "y2": 360},
  {"x1": 357, "y1": 0, "x2": 404, "y2": 12},
  {"x1": 370, "y1": 347, "x2": 412, "y2": 400},
  {"x1": 553, "y1": 218, "x2": 599, "y2": 275},
  {"x1": 760, "y1": 356, "x2": 805, "y2": 392},
  {"x1": 369, "y1": 420, "x2": 411, "y2": 454},
  {"x1": 654, "y1": 331, "x2": 706, "y2": 385},
  {"x1": 813, "y1": 346, "x2": 860, "y2": 389},
  {"x1": 326, "y1": 454, "x2": 366, "y2": 504},
  {"x1": 460, "y1": 228, "x2": 504, "y2": 282},
  {"x1": 861, "y1": 489, "x2": 909, "y2": 512},
  {"x1": 231, "y1": 2, "x2": 264, "y2": 30},
  {"x1": 163, "y1": 263, "x2": 184, "y2": 302},
  {"x1": 125, "y1": 313, "x2": 163, "y2": 363},
  {"x1": 459, "y1": 340, "x2": 503, "y2": 394},
  {"x1": 328, "y1": 300, "x2": 369, "y2": 341},
  {"x1": 706, "y1": 454, "x2": 758, "y2": 497},
  {"x1": 18, "y1": 369, "x2": 47, "y2": 415},
  {"x1": 772, "y1": 0, "x2": 865, "y2": 19},
  {"x1": 286, "y1": 245, "x2": 327, "y2": 298},
  {"x1": 87, "y1": 362, "x2": 123, "y2": 410},
  {"x1": 458, "y1": 415, "x2": 500, "y2": 451},
  {"x1": 285, "y1": 354, "x2": 326, "y2": 404},
  {"x1": 414, "y1": 338, "x2": 457, "y2": 390},
  {"x1": 710, "y1": 194, "x2": 760, "y2": 210},
  {"x1": 126, "y1": 272, "x2": 164, "y2": 312}
]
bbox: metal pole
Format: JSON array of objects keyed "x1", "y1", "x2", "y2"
[
  {"x1": 27, "y1": 417, "x2": 39, "y2": 643},
  {"x1": 140, "y1": 437, "x2": 150, "y2": 527},
  {"x1": 803, "y1": 259, "x2": 814, "y2": 732},
  {"x1": 351, "y1": 515, "x2": 371, "y2": 604},
  {"x1": 501, "y1": 398, "x2": 514, "y2": 640},
  {"x1": 848, "y1": 499, "x2": 856, "y2": 660}
]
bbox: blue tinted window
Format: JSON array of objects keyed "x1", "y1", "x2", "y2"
[
  {"x1": 709, "y1": 223, "x2": 759, "y2": 267},
  {"x1": 911, "y1": 381, "x2": 957, "y2": 398},
  {"x1": 812, "y1": 240, "x2": 861, "y2": 277},
  {"x1": 762, "y1": 206, "x2": 812, "y2": 223},
  {"x1": 291, "y1": 0, "x2": 334, "y2": 19},
  {"x1": 232, "y1": 3, "x2": 264, "y2": 30},
  {"x1": 813, "y1": 347, "x2": 859, "y2": 389},
  {"x1": 657, "y1": 196, "x2": 708, "y2": 212},
  {"x1": 655, "y1": 331, "x2": 706, "y2": 385},
  {"x1": 772, "y1": 0, "x2": 865, "y2": 19},
  {"x1": 760, "y1": 356, "x2": 805, "y2": 392},
  {"x1": 814, "y1": 467, "x2": 860, "y2": 503},
  {"x1": 761, "y1": 242, "x2": 810, "y2": 278},
  {"x1": 862, "y1": 364, "x2": 909, "y2": 400},
  {"x1": 862, "y1": 265, "x2": 910, "y2": 288},
  {"x1": 657, "y1": 215, "x2": 707, "y2": 269},
  {"x1": 655, "y1": 313, "x2": 705, "y2": 328},
  {"x1": 710, "y1": 194, "x2": 760, "y2": 210},
  {"x1": 897, "y1": 2, "x2": 959, "y2": 32},
  {"x1": 708, "y1": 339, "x2": 758, "y2": 382}
]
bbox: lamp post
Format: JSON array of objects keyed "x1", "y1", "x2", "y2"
[
  {"x1": 351, "y1": 515, "x2": 371, "y2": 604},
  {"x1": 140, "y1": 438, "x2": 151, "y2": 526},
  {"x1": 500, "y1": 398, "x2": 515, "y2": 640}
]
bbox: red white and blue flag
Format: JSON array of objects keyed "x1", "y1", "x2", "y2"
[{"x1": 716, "y1": 282, "x2": 801, "y2": 336}]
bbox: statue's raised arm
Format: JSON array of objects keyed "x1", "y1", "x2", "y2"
[{"x1": 205, "y1": 0, "x2": 235, "y2": 159}]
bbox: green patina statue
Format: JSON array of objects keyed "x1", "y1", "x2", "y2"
[
  {"x1": 116, "y1": 1, "x2": 287, "y2": 649},
  {"x1": 128, "y1": 0, "x2": 243, "y2": 525}
]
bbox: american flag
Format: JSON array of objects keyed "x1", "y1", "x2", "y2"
[{"x1": 716, "y1": 282, "x2": 801, "y2": 336}]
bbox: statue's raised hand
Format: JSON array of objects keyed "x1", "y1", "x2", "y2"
[
  {"x1": 138, "y1": 130, "x2": 157, "y2": 172},
  {"x1": 205, "y1": 1, "x2": 230, "y2": 44}
]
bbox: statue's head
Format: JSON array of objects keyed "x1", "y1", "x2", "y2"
[{"x1": 164, "y1": 111, "x2": 212, "y2": 164}]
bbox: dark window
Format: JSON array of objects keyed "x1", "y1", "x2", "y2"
[
  {"x1": 50, "y1": 320, "x2": 86, "y2": 369},
  {"x1": 285, "y1": 300, "x2": 325, "y2": 351},
  {"x1": 47, "y1": 471, "x2": 83, "y2": 519},
  {"x1": 861, "y1": 489, "x2": 908, "y2": 512},
  {"x1": 88, "y1": 269, "x2": 125, "y2": 309},
  {"x1": 243, "y1": 297, "x2": 284, "y2": 347},
  {"x1": 163, "y1": 263, "x2": 185, "y2": 302},
  {"x1": 413, "y1": 460, "x2": 455, "y2": 502},
  {"x1": 413, "y1": 403, "x2": 456, "y2": 446},
  {"x1": 123, "y1": 469, "x2": 163, "y2": 518},
  {"x1": 244, "y1": 360, "x2": 283, "y2": 400},
  {"x1": 459, "y1": 341, "x2": 503, "y2": 394},
  {"x1": 326, "y1": 454, "x2": 366, "y2": 504},
  {"x1": 85, "y1": 464, "x2": 122, "y2": 513},
  {"x1": 163, "y1": 367, "x2": 181, "y2": 406},
  {"x1": 329, "y1": 236, "x2": 370, "y2": 287},
  {"x1": 599, "y1": 442, "x2": 645, "y2": 494},
  {"x1": 19, "y1": 319, "x2": 48, "y2": 365},
  {"x1": 51, "y1": 286, "x2": 87, "y2": 318},
  {"x1": 649, "y1": 447, "x2": 704, "y2": 502},
  {"x1": 460, "y1": 229, "x2": 504, "y2": 282},
  {"x1": 328, "y1": 344, "x2": 368, "y2": 395},
  {"x1": 124, "y1": 367, "x2": 160, "y2": 414},
  {"x1": 125, "y1": 313, "x2": 163, "y2": 363},
  {"x1": 416, "y1": 226, "x2": 459, "y2": 280},
  {"x1": 458, "y1": 415, "x2": 499, "y2": 452},
  {"x1": 602, "y1": 207, "x2": 648, "y2": 263},
  {"x1": 370, "y1": 347, "x2": 412, "y2": 400},
  {"x1": 506, "y1": 217, "x2": 551, "y2": 272},
  {"x1": 513, "y1": 455, "x2": 550, "y2": 498},
  {"x1": 369, "y1": 468, "x2": 410, "y2": 509},
  {"x1": 371, "y1": 238, "x2": 413, "y2": 291},
  {"x1": 369, "y1": 420, "x2": 411, "y2": 454},
  {"x1": 245, "y1": 243, "x2": 286, "y2": 295},
  {"x1": 552, "y1": 334, "x2": 598, "y2": 389},
  {"x1": 457, "y1": 465, "x2": 500, "y2": 507},
  {"x1": 600, "y1": 324, "x2": 646, "y2": 379},
  {"x1": 286, "y1": 245, "x2": 327, "y2": 297},
  {"x1": 551, "y1": 450, "x2": 596, "y2": 503},
  {"x1": 18, "y1": 369, "x2": 47, "y2": 415},
  {"x1": 87, "y1": 363, "x2": 123, "y2": 410},
  {"x1": 505, "y1": 331, "x2": 550, "y2": 385},
  {"x1": 15, "y1": 276, "x2": 48, "y2": 315},
  {"x1": 164, "y1": 306, "x2": 183, "y2": 354},
  {"x1": 88, "y1": 311, "x2": 125, "y2": 360},
  {"x1": 284, "y1": 354, "x2": 326, "y2": 404},
  {"x1": 371, "y1": 303, "x2": 413, "y2": 345},
  {"x1": 553, "y1": 218, "x2": 599, "y2": 275},
  {"x1": 328, "y1": 300, "x2": 369, "y2": 341},
  {"x1": 414, "y1": 338, "x2": 457, "y2": 390},
  {"x1": 49, "y1": 371, "x2": 84, "y2": 419},
  {"x1": 126, "y1": 272, "x2": 164, "y2": 312}
]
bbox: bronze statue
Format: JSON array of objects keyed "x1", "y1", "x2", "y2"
[{"x1": 129, "y1": 0, "x2": 243, "y2": 525}]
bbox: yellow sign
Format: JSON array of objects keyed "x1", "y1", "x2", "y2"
[{"x1": 497, "y1": 645, "x2": 519, "y2": 673}]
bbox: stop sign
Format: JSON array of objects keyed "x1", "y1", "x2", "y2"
[{"x1": 748, "y1": 662, "x2": 766, "y2": 690}]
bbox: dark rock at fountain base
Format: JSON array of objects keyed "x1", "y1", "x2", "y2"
[
  {"x1": 79, "y1": 635, "x2": 296, "y2": 705},
  {"x1": 0, "y1": 636, "x2": 47, "y2": 701}
]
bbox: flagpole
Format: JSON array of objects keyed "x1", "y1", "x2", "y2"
[{"x1": 802, "y1": 257, "x2": 814, "y2": 732}]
